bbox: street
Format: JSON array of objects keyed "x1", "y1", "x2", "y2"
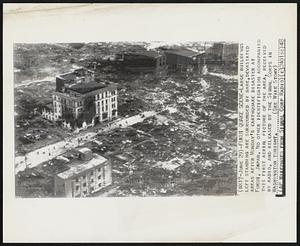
[{"x1": 15, "y1": 110, "x2": 158, "y2": 174}]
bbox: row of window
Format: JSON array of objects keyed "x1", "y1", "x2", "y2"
[
  {"x1": 53, "y1": 96, "x2": 83, "y2": 108},
  {"x1": 77, "y1": 176, "x2": 101, "y2": 186},
  {"x1": 75, "y1": 183, "x2": 103, "y2": 193},
  {"x1": 55, "y1": 94, "x2": 115, "y2": 108},
  {"x1": 54, "y1": 105, "x2": 83, "y2": 115},
  {"x1": 95, "y1": 90, "x2": 117, "y2": 100},
  {"x1": 103, "y1": 106, "x2": 108, "y2": 112},
  {"x1": 96, "y1": 98, "x2": 117, "y2": 108},
  {"x1": 158, "y1": 56, "x2": 167, "y2": 66},
  {"x1": 95, "y1": 104, "x2": 117, "y2": 115},
  {"x1": 54, "y1": 107, "x2": 61, "y2": 114},
  {"x1": 75, "y1": 168, "x2": 103, "y2": 183},
  {"x1": 97, "y1": 99, "x2": 107, "y2": 107}
]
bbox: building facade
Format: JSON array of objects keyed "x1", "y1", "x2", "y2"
[
  {"x1": 54, "y1": 148, "x2": 112, "y2": 197},
  {"x1": 164, "y1": 48, "x2": 205, "y2": 73},
  {"x1": 206, "y1": 42, "x2": 239, "y2": 64},
  {"x1": 120, "y1": 49, "x2": 167, "y2": 76},
  {"x1": 52, "y1": 67, "x2": 118, "y2": 125}
]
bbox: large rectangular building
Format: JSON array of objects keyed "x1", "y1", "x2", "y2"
[
  {"x1": 54, "y1": 148, "x2": 112, "y2": 197},
  {"x1": 206, "y1": 42, "x2": 239, "y2": 64},
  {"x1": 120, "y1": 49, "x2": 167, "y2": 76},
  {"x1": 164, "y1": 47, "x2": 205, "y2": 73},
  {"x1": 52, "y1": 67, "x2": 118, "y2": 126}
]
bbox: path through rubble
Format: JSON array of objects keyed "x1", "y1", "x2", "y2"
[{"x1": 15, "y1": 110, "x2": 157, "y2": 174}]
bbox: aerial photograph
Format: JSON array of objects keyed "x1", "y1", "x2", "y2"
[{"x1": 14, "y1": 41, "x2": 238, "y2": 197}]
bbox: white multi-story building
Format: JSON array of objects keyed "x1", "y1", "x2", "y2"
[
  {"x1": 54, "y1": 148, "x2": 112, "y2": 197},
  {"x1": 52, "y1": 67, "x2": 118, "y2": 125}
]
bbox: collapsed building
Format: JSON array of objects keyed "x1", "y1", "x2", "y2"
[
  {"x1": 206, "y1": 42, "x2": 239, "y2": 65},
  {"x1": 163, "y1": 47, "x2": 206, "y2": 74},
  {"x1": 54, "y1": 148, "x2": 112, "y2": 197},
  {"x1": 119, "y1": 49, "x2": 167, "y2": 76},
  {"x1": 43, "y1": 67, "x2": 118, "y2": 127}
]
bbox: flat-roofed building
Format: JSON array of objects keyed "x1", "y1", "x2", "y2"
[
  {"x1": 53, "y1": 68, "x2": 118, "y2": 126},
  {"x1": 206, "y1": 42, "x2": 238, "y2": 64},
  {"x1": 164, "y1": 47, "x2": 205, "y2": 73},
  {"x1": 54, "y1": 148, "x2": 112, "y2": 197},
  {"x1": 56, "y1": 67, "x2": 95, "y2": 93},
  {"x1": 121, "y1": 49, "x2": 167, "y2": 76}
]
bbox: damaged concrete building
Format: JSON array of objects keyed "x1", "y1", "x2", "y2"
[
  {"x1": 54, "y1": 148, "x2": 112, "y2": 197},
  {"x1": 206, "y1": 42, "x2": 239, "y2": 65},
  {"x1": 163, "y1": 47, "x2": 205, "y2": 74},
  {"x1": 52, "y1": 67, "x2": 118, "y2": 126},
  {"x1": 119, "y1": 49, "x2": 167, "y2": 76},
  {"x1": 55, "y1": 67, "x2": 95, "y2": 92}
]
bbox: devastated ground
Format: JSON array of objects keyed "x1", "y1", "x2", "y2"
[{"x1": 15, "y1": 42, "x2": 238, "y2": 197}]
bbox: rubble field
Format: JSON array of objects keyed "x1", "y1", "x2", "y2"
[{"x1": 15, "y1": 42, "x2": 238, "y2": 197}]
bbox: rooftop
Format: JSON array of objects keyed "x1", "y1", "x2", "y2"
[
  {"x1": 68, "y1": 82, "x2": 107, "y2": 94},
  {"x1": 74, "y1": 67, "x2": 85, "y2": 73},
  {"x1": 57, "y1": 153, "x2": 108, "y2": 180},
  {"x1": 78, "y1": 147, "x2": 92, "y2": 155},
  {"x1": 165, "y1": 48, "x2": 204, "y2": 58},
  {"x1": 57, "y1": 67, "x2": 94, "y2": 80},
  {"x1": 124, "y1": 49, "x2": 162, "y2": 59},
  {"x1": 57, "y1": 72, "x2": 77, "y2": 81},
  {"x1": 74, "y1": 67, "x2": 95, "y2": 74}
]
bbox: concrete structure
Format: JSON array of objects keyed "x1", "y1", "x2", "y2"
[
  {"x1": 54, "y1": 148, "x2": 112, "y2": 197},
  {"x1": 120, "y1": 49, "x2": 167, "y2": 76},
  {"x1": 53, "y1": 67, "x2": 118, "y2": 126},
  {"x1": 164, "y1": 47, "x2": 205, "y2": 73},
  {"x1": 41, "y1": 108, "x2": 60, "y2": 121},
  {"x1": 206, "y1": 42, "x2": 239, "y2": 64},
  {"x1": 56, "y1": 67, "x2": 95, "y2": 93}
]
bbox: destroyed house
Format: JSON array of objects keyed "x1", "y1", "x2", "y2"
[
  {"x1": 53, "y1": 68, "x2": 118, "y2": 125},
  {"x1": 164, "y1": 47, "x2": 205, "y2": 73},
  {"x1": 54, "y1": 148, "x2": 112, "y2": 197},
  {"x1": 121, "y1": 49, "x2": 167, "y2": 75}
]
